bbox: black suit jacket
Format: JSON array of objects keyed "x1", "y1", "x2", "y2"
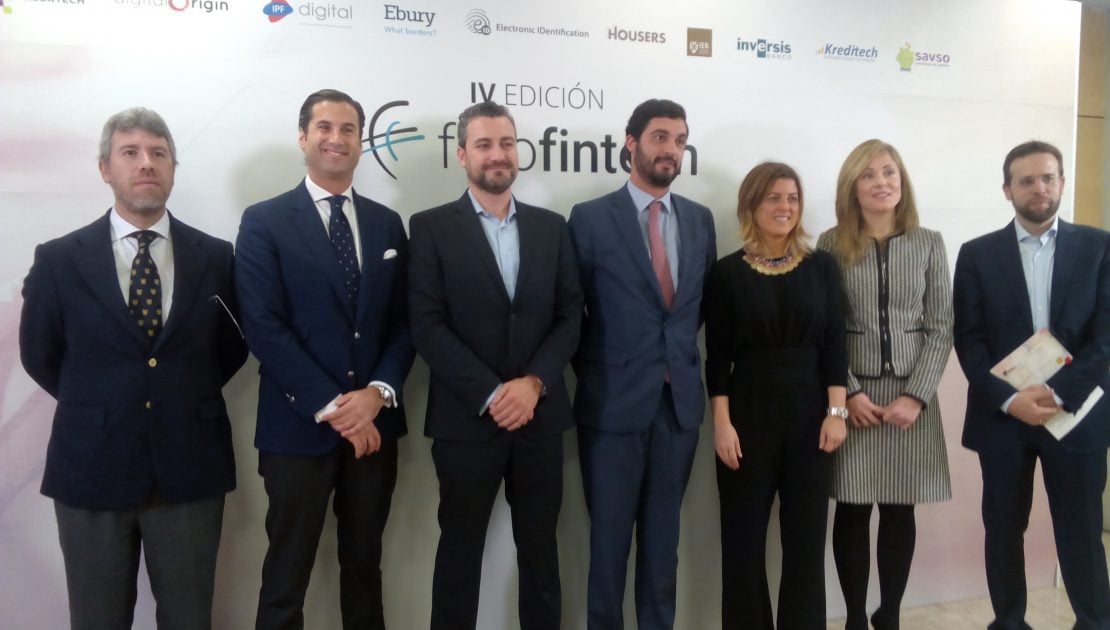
[
  {"x1": 408, "y1": 192, "x2": 582, "y2": 441},
  {"x1": 20, "y1": 212, "x2": 248, "y2": 510},
  {"x1": 954, "y1": 219, "x2": 1110, "y2": 453}
]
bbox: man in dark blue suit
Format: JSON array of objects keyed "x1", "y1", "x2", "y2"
[
  {"x1": 568, "y1": 99, "x2": 717, "y2": 630},
  {"x1": 19, "y1": 107, "x2": 248, "y2": 630},
  {"x1": 409, "y1": 101, "x2": 582, "y2": 630},
  {"x1": 235, "y1": 89, "x2": 414, "y2": 630},
  {"x1": 954, "y1": 140, "x2": 1110, "y2": 630}
]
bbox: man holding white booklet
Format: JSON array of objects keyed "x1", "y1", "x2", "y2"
[{"x1": 954, "y1": 140, "x2": 1110, "y2": 630}]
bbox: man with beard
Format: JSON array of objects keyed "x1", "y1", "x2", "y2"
[
  {"x1": 408, "y1": 101, "x2": 583, "y2": 630},
  {"x1": 954, "y1": 140, "x2": 1110, "y2": 630},
  {"x1": 19, "y1": 107, "x2": 247, "y2": 629},
  {"x1": 567, "y1": 99, "x2": 717, "y2": 630},
  {"x1": 236, "y1": 89, "x2": 414, "y2": 629}
]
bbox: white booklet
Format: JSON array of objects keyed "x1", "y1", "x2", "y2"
[{"x1": 990, "y1": 329, "x2": 1104, "y2": 440}]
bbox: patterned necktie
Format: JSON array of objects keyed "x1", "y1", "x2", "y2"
[
  {"x1": 648, "y1": 199, "x2": 675, "y2": 309},
  {"x1": 128, "y1": 230, "x2": 163, "y2": 341},
  {"x1": 328, "y1": 194, "x2": 360, "y2": 308}
]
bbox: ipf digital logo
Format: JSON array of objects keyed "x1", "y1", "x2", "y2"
[
  {"x1": 363, "y1": 101, "x2": 424, "y2": 180},
  {"x1": 263, "y1": 0, "x2": 291, "y2": 21}
]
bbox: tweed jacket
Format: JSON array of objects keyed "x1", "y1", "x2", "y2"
[{"x1": 817, "y1": 226, "x2": 953, "y2": 402}]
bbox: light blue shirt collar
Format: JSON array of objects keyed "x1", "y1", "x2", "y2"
[
  {"x1": 626, "y1": 180, "x2": 672, "y2": 214},
  {"x1": 1013, "y1": 215, "x2": 1059, "y2": 244}
]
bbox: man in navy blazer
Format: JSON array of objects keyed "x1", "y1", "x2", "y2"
[
  {"x1": 409, "y1": 101, "x2": 582, "y2": 630},
  {"x1": 568, "y1": 99, "x2": 717, "y2": 630},
  {"x1": 19, "y1": 107, "x2": 247, "y2": 630},
  {"x1": 235, "y1": 90, "x2": 414, "y2": 630},
  {"x1": 954, "y1": 140, "x2": 1110, "y2": 630}
]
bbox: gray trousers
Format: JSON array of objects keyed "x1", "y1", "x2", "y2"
[{"x1": 54, "y1": 494, "x2": 225, "y2": 630}]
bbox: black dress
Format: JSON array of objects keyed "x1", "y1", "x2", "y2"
[{"x1": 704, "y1": 248, "x2": 848, "y2": 630}]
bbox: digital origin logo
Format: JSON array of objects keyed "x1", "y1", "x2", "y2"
[
  {"x1": 363, "y1": 100, "x2": 425, "y2": 180},
  {"x1": 466, "y1": 8, "x2": 490, "y2": 35}
]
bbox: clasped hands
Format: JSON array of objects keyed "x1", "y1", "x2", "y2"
[
  {"x1": 320, "y1": 387, "x2": 389, "y2": 458},
  {"x1": 1006, "y1": 383, "x2": 1060, "y2": 427},
  {"x1": 489, "y1": 375, "x2": 543, "y2": 432},
  {"x1": 847, "y1": 393, "x2": 923, "y2": 431}
]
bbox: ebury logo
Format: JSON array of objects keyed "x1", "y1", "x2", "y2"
[
  {"x1": 815, "y1": 42, "x2": 879, "y2": 62},
  {"x1": 687, "y1": 28, "x2": 711, "y2": 57},
  {"x1": 466, "y1": 8, "x2": 490, "y2": 35},
  {"x1": 737, "y1": 37, "x2": 792, "y2": 60},
  {"x1": 384, "y1": 4, "x2": 433, "y2": 27},
  {"x1": 263, "y1": 0, "x2": 292, "y2": 21},
  {"x1": 363, "y1": 100, "x2": 426, "y2": 180},
  {"x1": 897, "y1": 42, "x2": 951, "y2": 70}
]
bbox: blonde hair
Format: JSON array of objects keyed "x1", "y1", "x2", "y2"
[
  {"x1": 829, "y1": 139, "x2": 919, "y2": 266},
  {"x1": 736, "y1": 161, "x2": 812, "y2": 256}
]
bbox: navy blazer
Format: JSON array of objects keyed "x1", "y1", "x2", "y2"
[
  {"x1": 19, "y1": 212, "x2": 248, "y2": 510},
  {"x1": 568, "y1": 186, "x2": 717, "y2": 432},
  {"x1": 408, "y1": 193, "x2": 582, "y2": 441},
  {"x1": 236, "y1": 181, "x2": 414, "y2": 456},
  {"x1": 954, "y1": 219, "x2": 1110, "y2": 453}
]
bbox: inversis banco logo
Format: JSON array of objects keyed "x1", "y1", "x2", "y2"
[{"x1": 687, "y1": 28, "x2": 711, "y2": 57}]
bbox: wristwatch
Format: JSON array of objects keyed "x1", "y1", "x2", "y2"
[
  {"x1": 372, "y1": 384, "x2": 394, "y2": 407},
  {"x1": 827, "y1": 406, "x2": 849, "y2": 419}
]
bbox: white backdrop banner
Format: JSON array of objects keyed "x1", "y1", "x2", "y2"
[{"x1": 0, "y1": 0, "x2": 1079, "y2": 628}]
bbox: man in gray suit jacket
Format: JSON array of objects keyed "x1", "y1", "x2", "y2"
[{"x1": 568, "y1": 99, "x2": 717, "y2": 630}]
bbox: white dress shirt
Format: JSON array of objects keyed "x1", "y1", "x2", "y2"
[{"x1": 109, "y1": 208, "x2": 174, "y2": 319}]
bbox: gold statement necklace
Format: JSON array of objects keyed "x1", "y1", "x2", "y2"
[{"x1": 743, "y1": 249, "x2": 803, "y2": 276}]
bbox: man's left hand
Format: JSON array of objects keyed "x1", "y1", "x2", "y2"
[
  {"x1": 322, "y1": 387, "x2": 387, "y2": 437},
  {"x1": 489, "y1": 376, "x2": 542, "y2": 431}
]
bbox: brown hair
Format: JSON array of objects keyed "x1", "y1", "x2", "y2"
[{"x1": 736, "y1": 161, "x2": 811, "y2": 255}]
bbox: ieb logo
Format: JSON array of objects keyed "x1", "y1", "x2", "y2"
[
  {"x1": 263, "y1": 0, "x2": 292, "y2": 21},
  {"x1": 466, "y1": 8, "x2": 490, "y2": 35},
  {"x1": 363, "y1": 101, "x2": 425, "y2": 180},
  {"x1": 687, "y1": 28, "x2": 711, "y2": 57}
]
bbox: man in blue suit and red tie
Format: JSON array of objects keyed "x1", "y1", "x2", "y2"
[
  {"x1": 235, "y1": 89, "x2": 414, "y2": 630},
  {"x1": 954, "y1": 140, "x2": 1110, "y2": 630},
  {"x1": 568, "y1": 99, "x2": 717, "y2": 630},
  {"x1": 20, "y1": 107, "x2": 248, "y2": 630}
]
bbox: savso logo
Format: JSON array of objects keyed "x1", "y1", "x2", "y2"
[{"x1": 363, "y1": 101, "x2": 425, "y2": 180}]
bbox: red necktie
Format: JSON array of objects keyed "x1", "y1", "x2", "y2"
[{"x1": 648, "y1": 200, "x2": 675, "y2": 309}]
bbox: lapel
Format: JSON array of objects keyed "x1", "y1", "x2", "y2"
[
  {"x1": 71, "y1": 212, "x2": 150, "y2": 347},
  {"x1": 353, "y1": 191, "x2": 386, "y2": 322},
  {"x1": 671, "y1": 194, "x2": 698, "y2": 308},
  {"x1": 452, "y1": 191, "x2": 513, "y2": 304},
  {"x1": 1049, "y1": 219, "x2": 1076, "y2": 326},
  {"x1": 513, "y1": 202, "x2": 539, "y2": 305},
  {"x1": 607, "y1": 187, "x2": 667, "y2": 309},
  {"x1": 155, "y1": 214, "x2": 207, "y2": 350},
  {"x1": 291, "y1": 182, "x2": 356, "y2": 322},
  {"x1": 996, "y1": 221, "x2": 1035, "y2": 334}
]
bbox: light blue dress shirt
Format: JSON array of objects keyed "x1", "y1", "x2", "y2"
[
  {"x1": 626, "y1": 181, "x2": 680, "y2": 290},
  {"x1": 470, "y1": 190, "x2": 520, "y2": 301}
]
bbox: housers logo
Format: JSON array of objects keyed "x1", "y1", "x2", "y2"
[
  {"x1": 363, "y1": 101, "x2": 426, "y2": 180},
  {"x1": 737, "y1": 37, "x2": 791, "y2": 60},
  {"x1": 608, "y1": 26, "x2": 665, "y2": 44},
  {"x1": 384, "y1": 3, "x2": 435, "y2": 36},
  {"x1": 466, "y1": 8, "x2": 490, "y2": 35},
  {"x1": 687, "y1": 27, "x2": 711, "y2": 57},
  {"x1": 897, "y1": 42, "x2": 950, "y2": 70},
  {"x1": 815, "y1": 41, "x2": 878, "y2": 62}
]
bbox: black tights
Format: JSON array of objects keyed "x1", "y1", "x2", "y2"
[{"x1": 832, "y1": 502, "x2": 916, "y2": 630}]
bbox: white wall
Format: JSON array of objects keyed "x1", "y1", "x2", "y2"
[{"x1": 0, "y1": 0, "x2": 1079, "y2": 627}]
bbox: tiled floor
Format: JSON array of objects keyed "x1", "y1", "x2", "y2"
[{"x1": 826, "y1": 533, "x2": 1109, "y2": 629}]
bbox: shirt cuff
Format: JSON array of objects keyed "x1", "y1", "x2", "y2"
[
  {"x1": 368, "y1": 380, "x2": 396, "y2": 408},
  {"x1": 479, "y1": 384, "x2": 502, "y2": 416},
  {"x1": 1001, "y1": 393, "x2": 1017, "y2": 415},
  {"x1": 315, "y1": 394, "x2": 342, "y2": 423}
]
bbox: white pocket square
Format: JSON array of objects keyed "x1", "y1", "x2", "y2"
[{"x1": 383, "y1": 249, "x2": 398, "y2": 260}]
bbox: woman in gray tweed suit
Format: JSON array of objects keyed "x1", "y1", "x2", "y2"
[{"x1": 817, "y1": 140, "x2": 953, "y2": 630}]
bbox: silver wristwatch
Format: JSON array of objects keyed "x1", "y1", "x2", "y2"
[
  {"x1": 372, "y1": 384, "x2": 394, "y2": 407},
  {"x1": 827, "y1": 406, "x2": 849, "y2": 419}
]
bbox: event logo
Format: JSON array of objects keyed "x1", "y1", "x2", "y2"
[
  {"x1": 897, "y1": 42, "x2": 951, "y2": 69},
  {"x1": 737, "y1": 37, "x2": 792, "y2": 60},
  {"x1": 815, "y1": 41, "x2": 879, "y2": 61},
  {"x1": 687, "y1": 28, "x2": 711, "y2": 57},
  {"x1": 363, "y1": 100, "x2": 425, "y2": 180},
  {"x1": 608, "y1": 26, "x2": 666, "y2": 44},
  {"x1": 466, "y1": 8, "x2": 491, "y2": 35},
  {"x1": 263, "y1": 0, "x2": 292, "y2": 21},
  {"x1": 115, "y1": 0, "x2": 231, "y2": 13}
]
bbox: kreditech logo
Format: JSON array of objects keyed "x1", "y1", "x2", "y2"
[{"x1": 608, "y1": 26, "x2": 666, "y2": 44}]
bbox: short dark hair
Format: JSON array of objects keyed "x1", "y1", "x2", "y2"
[
  {"x1": 298, "y1": 89, "x2": 366, "y2": 135},
  {"x1": 625, "y1": 99, "x2": 687, "y2": 140},
  {"x1": 457, "y1": 100, "x2": 516, "y2": 148},
  {"x1": 1003, "y1": 140, "x2": 1064, "y2": 186}
]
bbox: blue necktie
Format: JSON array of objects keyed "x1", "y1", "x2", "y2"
[
  {"x1": 328, "y1": 195, "x2": 360, "y2": 308},
  {"x1": 128, "y1": 230, "x2": 163, "y2": 342}
]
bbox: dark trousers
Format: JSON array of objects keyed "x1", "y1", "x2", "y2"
[
  {"x1": 979, "y1": 432, "x2": 1110, "y2": 630},
  {"x1": 430, "y1": 430, "x2": 564, "y2": 630},
  {"x1": 54, "y1": 493, "x2": 225, "y2": 630},
  {"x1": 832, "y1": 503, "x2": 916, "y2": 630},
  {"x1": 578, "y1": 386, "x2": 700, "y2": 630},
  {"x1": 255, "y1": 441, "x2": 398, "y2": 630},
  {"x1": 716, "y1": 439, "x2": 832, "y2": 630}
]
